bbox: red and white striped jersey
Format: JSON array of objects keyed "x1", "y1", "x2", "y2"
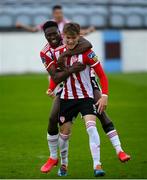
[
  {"x1": 40, "y1": 43, "x2": 65, "y2": 94},
  {"x1": 40, "y1": 43, "x2": 58, "y2": 71},
  {"x1": 90, "y1": 68, "x2": 96, "y2": 77},
  {"x1": 54, "y1": 46, "x2": 101, "y2": 99}
]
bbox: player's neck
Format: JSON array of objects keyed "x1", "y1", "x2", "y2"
[
  {"x1": 56, "y1": 18, "x2": 64, "y2": 23},
  {"x1": 50, "y1": 40, "x2": 63, "y2": 49}
]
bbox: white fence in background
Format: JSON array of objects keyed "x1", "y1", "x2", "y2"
[
  {"x1": 0, "y1": 30, "x2": 147, "y2": 74},
  {"x1": 122, "y1": 31, "x2": 147, "y2": 72}
]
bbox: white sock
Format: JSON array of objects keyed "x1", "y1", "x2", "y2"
[
  {"x1": 58, "y1": 133, "x2": 69, "y2": 166},
  {"x1": 47, "y1": 133, "x2": 59, "y2": 159},
  {"x1": 86, "y1": 121, "x2": 101, "y2": 169},
  {"x1": 107, "y1": 130, "x2": 123, "y2": 154}
]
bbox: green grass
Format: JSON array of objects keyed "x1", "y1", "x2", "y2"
[{"x1": 0, "y1": 73, "x2": 147, "y2": 179}]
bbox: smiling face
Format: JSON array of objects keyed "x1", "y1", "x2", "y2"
[
  {"x1": 63, "y1": 33, "x2": 80, "y2": 50},
  {"x1": 44, "y1": 26, "x2": 62, "y2": 48},
  {"x1": 63, "y1": 23, "x2": 80, "y2": 49}
]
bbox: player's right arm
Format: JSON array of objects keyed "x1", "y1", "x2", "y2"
[
  {"x1": 40, "y1": 51, "x2": 85, "y2": 84},
  {"x1": 48, "y1": 62, "x2": 85, "y2": 84},
  {"x1": 16, "y1": 22, "x2": 39, "y2": 32}
]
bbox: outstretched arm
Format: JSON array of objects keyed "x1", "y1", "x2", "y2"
[
  {"x1": 80, "y1": 26, "x2": 96, "y2": 36},
  {"x1": 16, "y1": 22, "x2": 39, "y2": 32}
]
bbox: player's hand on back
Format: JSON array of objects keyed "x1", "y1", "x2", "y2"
[
  {"x1": 69, "y1": 62, "x2": 86, "y2": 73},
  {"x1": 95, "y1": 95, "x2": 108, "y2": 114}
]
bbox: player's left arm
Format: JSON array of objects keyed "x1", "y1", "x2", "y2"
[
  {"x1": 93, "y1": 64, "x2": 109, "y2": 114},
  {"x1": 84, "y1": 50, "x2": 109, "y2": 114},
  {"x1": 46, "y1": 77, "x2": 57, "y2": 97}
]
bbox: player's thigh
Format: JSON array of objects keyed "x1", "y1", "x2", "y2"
[
  {"x1": 91, "y1": 77, "x2": 102, "y2": 103},
  {"x1": 59, "y1": 99, "x2": 79, "y2": 126},
  {"x1": 93, "y1": 88, "x2": 102, "y2": 103},
  {"x1": 91, "y1": 77, "x2": 100, "y2": 90},
  {"x1": 79, "y1": 98, "x2": 97, "y2": 118},
  {"x1": 50, "y1": 95, "x2": 60, "y2": 119},
  {"x1": 59, "y1": 121, "x2": 72, "y2": 135}
]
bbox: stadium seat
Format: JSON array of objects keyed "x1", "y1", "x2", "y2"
[
  {"x1": 0, "y1": 14, "x2": 13, "y2": 27},
  {"x1": 110, "y1": 6, "x2": 127, "y2": 15},
  {"x1": 30, "y1": 6, "x2": 51, "y2": 15},
  {"x1": 110, "y1": 13, "x2": 126, "y2": 27},
  {"x1": 63, "y1": 7, "x2": 73, "y2": 21},
  {"x1": 72, "y1": 14, "x2": 88, "y2": 27},
  {"x1": 33, "y1": 14, "x2": 48, "y2": 26},
  {"x1": 126, "y1": 14, "x2": 143, "y2": 27},
  {"x1": 12, "y1": 6, "x2": 33, "y2": 14},
  {"x1": 111, "y1": 0, "x2": 147, "y2": 5},
  {"x1": 70, "y1": 6, "x2": 91, "y2": 26},
  {"x1": 91, "y1": 6, "x2": 108, "y2": 16},
  {"x1": 90, "y1": 14, "x2": 107, "y2": 27},
  {"x1": 0, "y1": 0, "x2": 147, "y2": 28},
  {"x1": 15, "y1": 14, "x2": 32, "y2": 25},
  {"x1": 144, "y1": 15, "x2": 147, "y2": 27}
]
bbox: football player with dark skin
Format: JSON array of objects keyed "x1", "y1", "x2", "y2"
[{"x1": 40, "y1": 21, "x2": 130, "y2": 174}]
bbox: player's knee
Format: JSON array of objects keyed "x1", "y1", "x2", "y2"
[
  {"x1": 59, "y1": 123, "x2": 71, "y2": 135},
  {"x1": 60, "y1": 128, "x2": 71, "y2": 135},
  {"x1": 47, "y1": 117, "x2": 59, "y2": 135},
  {"x1": 86, "y1": 120, "x2": 96, "y2": 133},
  {"x1": 59, "y1": 132, "x2": 70, "y2": 141},
  {"x1": 47, "y1": 127, "x2": 58, "y2": 135},
  {"x1": 97, "y1": 112, "x2": 112, "y2": 126},
  {"x1": 102, "y1": 122, "x2": 115, "y2": 133},
  {"x1": 47, "y1": 128, "x2": 58, "y2": 135},
  {"x1": 93, "y1": 89, "x2": 101, "y2": 103}
]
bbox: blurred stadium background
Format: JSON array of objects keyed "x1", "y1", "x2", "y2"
[
  {"x1": 0, "y1": 0, "x2": 147, "y2": 179},
  {"x1": 0, "y1": 0, "x2": 147, "y2": 73}
]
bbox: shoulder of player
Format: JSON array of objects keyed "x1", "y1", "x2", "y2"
[
  {"x1": 40, "y1": 43, "x2": 51, "y2": 54},
  {"x1": 54, "y1": 44, "x2": 66, "y2": 52},
  {"x1": 82, "y1": 49, "x2": 93, "y2": 57},
  {"x1": 82, "y1": 49, "x2": 100, "y2": 65}
]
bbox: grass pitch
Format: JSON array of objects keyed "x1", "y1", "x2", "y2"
[{"x1": 0, "y1": 73, "x2": 147, "y2": 179}]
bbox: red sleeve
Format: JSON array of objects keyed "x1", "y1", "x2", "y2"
[
  {"x1": 93, "y1": 63, "x2": 108, "y2": 95},
  {"x1": 40, "y1": 51, "x2": 55, "y2": 72},
  {"x1": 83, "y1": 49, "x2": 100, "y2": 67},
  {"x1": 48, "y1": 77, "x2": 57, "y2": 91},
  {"x1": 83, "y1": 49, "x2": 108, "y2": 95}
]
